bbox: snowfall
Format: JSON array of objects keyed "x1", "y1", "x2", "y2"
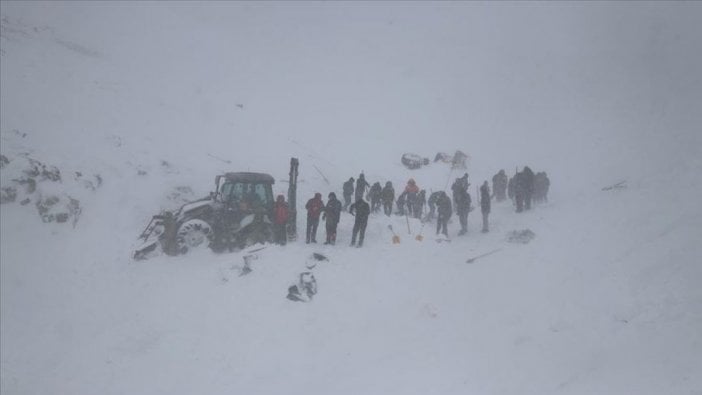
[{"x1": 1, "y1": 3, "x2": 701, "y2": 394}]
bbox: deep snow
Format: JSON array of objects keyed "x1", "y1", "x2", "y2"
[{"x1": 2, "y1": 3, "x2": 702, "y2": 394}]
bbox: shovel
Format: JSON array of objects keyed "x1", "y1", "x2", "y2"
[{"x1": 388, "y1": 224, "x2": 401, "y2": 244}]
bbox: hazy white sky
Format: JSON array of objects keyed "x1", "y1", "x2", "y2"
[{"x1": 3, "y1": 2, "x2": 701, "y2": 181}]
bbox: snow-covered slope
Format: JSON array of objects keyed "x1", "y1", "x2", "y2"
[{"x1": 2, "y1": 3, "x2": 701, "y2": 394}]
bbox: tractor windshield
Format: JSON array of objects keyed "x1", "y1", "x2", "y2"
[{"x1": 220, "y1": 181, "x2": 273, "y2": 209}]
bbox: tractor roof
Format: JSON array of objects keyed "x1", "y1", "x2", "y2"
[{"x1": 221, "y1": 172, "x2": 275, "y2": 184}]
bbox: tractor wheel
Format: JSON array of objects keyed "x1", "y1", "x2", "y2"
[{"x1": 176, "y1": 219, "x2": 213, "y2": 254}]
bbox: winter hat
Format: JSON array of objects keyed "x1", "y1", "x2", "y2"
[
  {"x1": 328, "y1": 192, "x2": 336, "y2": 199},
  {"x1": 315, "y1": 192, "x2": 322, "y2": 199},
  {"x1": 277, "y1": 195, "x2": 285, "y2": 202}
]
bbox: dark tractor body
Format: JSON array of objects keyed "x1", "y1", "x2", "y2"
[{"x1": 134, "y1": 172, "x2": 277, "y2": 260}]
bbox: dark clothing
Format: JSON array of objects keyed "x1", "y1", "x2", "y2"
[
  {"x1": 323, "y1": 197, "x2": 342, "y2": 244},
  {"x1": 381, "y1": 184, "x2": 395, "y2": 216},
  {"x1": 349, "y1": 199, "x2": 370, "y2": 247},
  {"x1": 305, "y1": 196, "x2": 325, "y2": 243},
  {"x1": 480, "y1": 183, "x2": 491, "y2": 233},
  {"x1": 436, "y1": 193, "x2": 452, "y2": 237},
  {"x1": 514, "y1": 172, "x2": 526, "y2": 213},
  {"x1": 427, "y1": 191, "x2": 441, "y2": 221},
  {"x1": 492, "y1": 171, "x2": 508, "y2": 202},
  {"x1": 412, "y1": 190, "x2": 426, "y2": 219},
  {"x1": 343, "y1": 179, "x2": 354, "y2": 211},
  {"x1": 508, "y1": 176, "x2": 515, "y2": 201},
  {"x1": 522, "y1": 167, "x2": 535, "y2": 210},
  {"x1": 355, "y1": 175, "x2": 370, "y2": 202},
  {"x1": 480, "y1": 184, "x2": 491, "y2": 214},
  {"x1": 534, "y1": 172, "x2": 550, "y2": 204},
  {"x1": 368, "y1": 182, "x2": 382, "y2": 213},
  {"x1": 454, "y1": 185, "x2": 471, "y2": 235},
  {"x1": 396, "y1": 191, "x2": 407, "y2": 216}
]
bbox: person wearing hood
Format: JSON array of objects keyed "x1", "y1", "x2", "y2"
[
  {"x1": 323, "y1": 192, "x2": 342, "y2": 245},
  {"x1": 404, "y1": 178, "x2": 419, "y2": 217},
  {"x1": 492, "y1": 169, "x2": 508, "y2": 202},
  {"x1": 381, "y1": 181, "x2": 395, "y2": 216},
  {"x1": 436, "y1": 191, "x2": 452, "y2": 237},
  {"x1": 355, "y1": 173, "x2": 370, "y2": 202},
  {"x1": 273, "y1": 194, "x2": 289, "y2": 245},
  {"x1": 305, "y1": 192, "x2": 325, "y2": 243},
  {"x1": 368, "y1": 182, "x2": 382, "y2": 213},
  {"x1": 349, "y1": 197, "x2": 370, "y2": 247}
]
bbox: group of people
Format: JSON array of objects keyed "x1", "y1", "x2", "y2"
[
  {"x1": 502, "y1": 167, "x2": 550, "y2": 213},
  {"x1": 271, "y1": 167, "x2": 550, "y2": 247}
]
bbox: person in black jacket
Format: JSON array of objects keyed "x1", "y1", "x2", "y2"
[
  {"x1": 436, "y1": 191, "x2": 452, "y2": 237},
  {"x1": 368, "y1": 182, "x2": 382, "y2": 213},
  {"x1": 323, "y1": 192, "x2": 342, "y2": 245},
  {"x1": 381, "y1": 181, "x2": 394, "y2": 216},
  {"x1": 342, "y1": 177, "x2": 354, "y2": 211},
  {"x1": 427, "y1": 191, "x2": 442, "y2": 222},
  {"x1": 349, "y1": 197, "x2": 370, "y2": 247},
  {"x1": 355, "y1": 173, "x2": 370, "y2": 202},
  {"x1": 305, "y1": 193, "x2": 324, "y2": 243},
  {"x1": 492, "y1": 169, "x2": 508, "y2": 202},
  {"x1": 480, "y1": 181, "x2": 491, "y2": 233},
  {"x1": 522, "y1": 166, "x2": 535, "y2": 210}
]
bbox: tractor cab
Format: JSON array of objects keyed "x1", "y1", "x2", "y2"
[{"x1": 215, "y1": 172, "x2": 275, "y2": 215}]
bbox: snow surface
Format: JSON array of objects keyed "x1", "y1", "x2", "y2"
[{"x1": 2, "y1": 2, "x2": 702, "y2": 394}]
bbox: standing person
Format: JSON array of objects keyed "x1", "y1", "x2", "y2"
[
  {"x1": 480, "y1": 181, "x2": 491, "y2": 233},
  {"x1": 507, "y1": 175, "x2": 515, "y2": 203},
  {"x1": 273, "y1": 194, "x2": 289, "y2": 245},
  {"x1": 342, "y1": 177, "x2": 355, "y2": 211},
  {"x1": 541, "y1": 172, "x2": 550, "y2": 203},
  {"x1": 492, "y1": 169, "x2": 508, "y2": 202},
  {"x1": 522, "y1": 166, "x2": 535, "y2": 210},
  {"x1": 305, "y1": 193, "x2": 324, "y2": 243},
  {"x1": 368, "y1": 182, "x2": 382, "y2": 213},
  {"x1": 323, "y1": 192, "x2": 342, "y2": 245},
  {"x1": 455, "y1": 184, "x2": 471, "y2": 236},
  {"x1": 349, "y1": 197, "x2": 370, "y2": 247},
  {"x1": 514, "y1": 170, "x2": 525, "y2": 213},
  {"x1": 381, "y1": 181, "x2": 395, "y2": 216},
  {"x1": 436, "y1": 191, "x2": 452, "y2": 237},
  {"x1": 396, "y1": 191, "x2": 407, "y2": 216},
  {"x1": 427, "y1": 191, "x2": 442, "y2": 221},
  {"x1": 355, "y1": 173, "x2": 370, "y2": 202},
  {"x1": 412, "y1": 189, "x2": 426, "y2": 219},
  {"x1": 404, "y1": 178, "x2": 419, "y2": 217}
]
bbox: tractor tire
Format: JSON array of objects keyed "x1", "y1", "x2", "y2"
[{"x1": 176, "y1": 219, "x2": 213, "y2": 254}]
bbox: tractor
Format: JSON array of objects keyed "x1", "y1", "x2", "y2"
[{"x1": 133, "y1": 159, "x2": 299, "y2": 260}]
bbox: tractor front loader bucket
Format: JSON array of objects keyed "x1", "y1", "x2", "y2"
[{"x1": 133, "y1": 212, "x2": 178, "y2": 260}]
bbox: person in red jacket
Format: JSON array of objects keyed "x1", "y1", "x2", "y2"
[
  {"x1": 305, "y1": 192, "x2": 325, "y2": 244},
  {"x1": 273, "y1": 194, "x2": 289, "y2": 245}
]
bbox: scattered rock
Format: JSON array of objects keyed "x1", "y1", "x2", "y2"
[
  {"x1": 0, "y1": 186, "x2": 17, "y2": 203},
  {"x1": 506, "y1": 229, "x2": 536, "y2": 244}
]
